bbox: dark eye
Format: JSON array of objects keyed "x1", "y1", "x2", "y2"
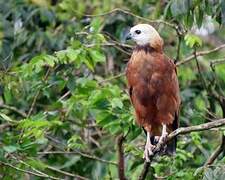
[{"x1": 135, "y1": 30, "x2": 141, "y2": 34}]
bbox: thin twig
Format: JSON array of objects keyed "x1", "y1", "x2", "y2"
[
  {"x1": 27, "y1": 68, "x2": 51, "y2": 116},
  {"x1": 10, "y1": 154, "x2": 59, "y2": 179},
  {"x1": 85, "y1": 42, "x2": 132, "y2": 49},
  {"x1": 58, "y1": 91, "x2": 71, "y2": 101},
  {"x1": 204, "y1": 134, "x2": 225, "y2": 166},
  {"x1": 46, "y1": 165, "x2": 89, "y2": 180},
  {"x1": 0, "y1": 161, "x2": 60, "y2": 180},
  {"x1": 27, "y1": 90, "x2": 41, "y2": 117},
  {"x1": 37, "y1": 151, "x2": 118, "y2": 166},
  {"x1": 175, "y1": 35, "x2": 182, "y2": 63},
  {"x1": 98, "y1": 73, "x2": 125, "y2": 84},
  {"x1": 10, "y1": 154, "x2": 87, "y2": 180},
  {"x1": 74, "y1": 8, "x2": 178, "y2": 31},
  {"x1": 0, "y1": 104, "x2": 27, "y2": 118},
  {"x1": 204, "y1": 100, "x2": 225, "y2": 166},
  {"x1": 193, "y1": 48, "x2": 208, "y2": 90},
  {"x1": 210, "y1": 57, "x2": 225, "y2": 67},
  {"x1": 177, "y1": 44, "x2": 225, "y2": 66}
]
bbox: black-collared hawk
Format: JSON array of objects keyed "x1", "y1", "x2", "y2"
[{"x1": 125, "y1": 24, "x2": 181, "y2": 162}]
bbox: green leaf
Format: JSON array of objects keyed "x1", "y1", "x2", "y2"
[
  {"x1": 0, "y1": 113, "x2": 18, "y2": 123},
  {"x1": 67, "y1": 135, "x2": 85, "y2": 150},
  {"x1": 111, "y1": 98, "x2": 123, "y2": 109},
  {"x1": 84, "y1": 58, "x2": 94, "y2": 71},
  {"x1": 44, "y1": 55, "x2": 57, "y2": 67},
  {"x1": 90, "y1": 18, "x2": 102, "y2": 33},
  {"x1": 26, "y1": 158, "x2": 48, "y2": 171},
  {"x1": 88, "y1": 49, "x2": 106, "y2": 63},
  {"x1": 184, "y1": 33, "x2": 202, "y2": 47},
  {"x1": 66, "y1": 48, "x2": 81, "y2": 62},
  {"x1": 196, "y1": 6, "x2": 204, "y2": 28},
  {"x1": 3, "y1": 145, "x2": 19, "y2": 153}
]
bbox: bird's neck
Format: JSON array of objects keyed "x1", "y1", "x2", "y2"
[
  {"x1": 134, "y1": 39, "x2": 163, "y2": 54},
  {"x1": 150, "y1": 36, "x2": 164, "y2": 53},
  {"x1": 134, "y1": 44, "x2": 156, "y2": 53}
]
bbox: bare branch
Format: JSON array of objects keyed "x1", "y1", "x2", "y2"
[
  {"x1": 74, "y1": 8, "x2": 178, "y2": 31},
  {"x1": 193, "y1": 48, "x2": 208, "y2": 90},
  {"x1": 37, "y1": 151, "x2": 118, "y2": 166},
  {"x1": 98, "y1": 73, "x2": 125, "y2": 84},
  {"x1": 205, "y1": 134, "x2": 225, "y2": 166},
  {"x1": 139, "y1": 118, "x2": 225, "y2": 180},
  {"x1": 177, "y1": 44, "x2": 225, "y2": 66},
  {"x1": 5, "y1": 146, "x2": 88, "y2": 180},
  {"x1": 28, "y1": 68, "x2": 51, "y2": 117},
  {"x1": 46, "y1": 165, "x2": 90, "y2": 180},
  {"x1": 85, "y1": 42, "x2": 132, "y2": 49},
  {"x1": 210, "y1": 57, "x2": 225, "y2": 67},
  {"x1": 168, "y1": 118, "x2": 225, "y2": 140},
  {"x1": 175, "y1": 36, "x2": 182, "y2": 63},
  {"x1": 58, "y1": 91, "x2": 71, "y2": 101},
  {"x1": 0, "y1": 161, "x2": 60, "y2": 180}
]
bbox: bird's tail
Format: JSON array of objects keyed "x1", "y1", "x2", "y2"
[
  {"x1": 165, "y1": 112, "x2": 179, "y2": 156},
  {"x1": 165, "y1": 137, "x2": 177, "y2": 156}
]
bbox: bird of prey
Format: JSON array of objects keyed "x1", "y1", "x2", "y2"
[{"x1": 126, "y1": 24, "x2": 181, "y2": 162}]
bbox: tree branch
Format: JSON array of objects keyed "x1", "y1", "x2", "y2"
[
  {"x1": 177, "y1": 44, "x2": 225, "y2": 66},
  {"x1": 210, "y1": 57, "x2": 225, "y2": 67},
  {"x1": 204, "y1": 99, "x2": 225, "y2": 166},
  {"x1": 117, "y1": 134, "x2": 126, "y2": 180},
  {"x1": 46, "y1": 165, "x2": 90, "y2": 180},
  {"x1": 98, "y1": 73, "x2": 125, "y2": 84},
  {"x1": 74, "y1": 8, "x2": 178, "y2": 31},
  {"x1": 37, "y1": 151, "x2": 117, "y2": 166},
  {"x1": 139, "y1": 118, "x2": 225, "y2": 180},
  {"x1": 0, "y1": 104, "x2": 27, "y2": 118},
  {"x1": 28, "y1": 68, "x2": 51, "y2": 117},
  {"x1": 138, "y1": 161, "x2": 151, "y2": 180},
  {"x1": 175, "y1": 35, "x2": 182, "y2": 63},
  {"x1": 168, "y1": 118, "x2": 225, "y2": 140},
  {"x1": 0, "y1": 161, "x2": 60, "y2": 180},
  {"x1": 205, "y1": 134, "x2": 225, "y2": 166},
  {"x1": 8, "y1": 153, "x2": 89, "y2": 180}
]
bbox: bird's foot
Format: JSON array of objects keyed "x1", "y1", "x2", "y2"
[
  {"x1": 143, "y1": 143, "x2": 155, "y2": 162},
  {"x1": 154, "y1": 136, "x2": 160, "y2": 143},
  {"x1": 158, "y1": 132, "x2": 168, "y2": 144}
]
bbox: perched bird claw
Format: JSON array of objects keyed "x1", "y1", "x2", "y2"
[
  {"x1": 159, "y1": 132, "x2": 168, "y2": 144},
  {"x1": 143, "y1": 144, "x2": 155, "y2": 162}
]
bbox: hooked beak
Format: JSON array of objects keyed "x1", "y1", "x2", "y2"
[{"x1": 125, "y1": 33, "x2": 132, "y2": 40}]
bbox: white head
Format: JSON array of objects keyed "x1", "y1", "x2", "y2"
[{"x1": 127, "y1": 24, "x2": 163, "y2": 50}]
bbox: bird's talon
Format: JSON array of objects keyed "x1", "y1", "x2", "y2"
[
  {"x1": 159, "y1": 134, "x2": 168, "y2": 144},
  {"x1": 143, "y1": 144, "x2": 155, "y2": 161}
]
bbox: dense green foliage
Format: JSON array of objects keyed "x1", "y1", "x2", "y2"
[{"x1": 0, "y1": 0, "x2": 225, "y2": 179}]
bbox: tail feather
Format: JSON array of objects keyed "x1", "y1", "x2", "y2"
[
  {"x1": 165, "y1": 112, "x2": 179, "y2": 156},
  {"x1": 165, "y1": 137, "x2": 177, "y2": 156}
]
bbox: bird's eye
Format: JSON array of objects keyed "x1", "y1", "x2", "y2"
[{"x1": 135, "y1": 30, "x2": 141, "y2": 34}]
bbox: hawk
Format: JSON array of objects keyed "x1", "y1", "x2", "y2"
[{"x1": 126, "y1": 24, "x2": 181, "y2": 161}]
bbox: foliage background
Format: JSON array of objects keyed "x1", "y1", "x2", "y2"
[{"x1": 0, "y1": 0, "x2": 225, "y2": 179}]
